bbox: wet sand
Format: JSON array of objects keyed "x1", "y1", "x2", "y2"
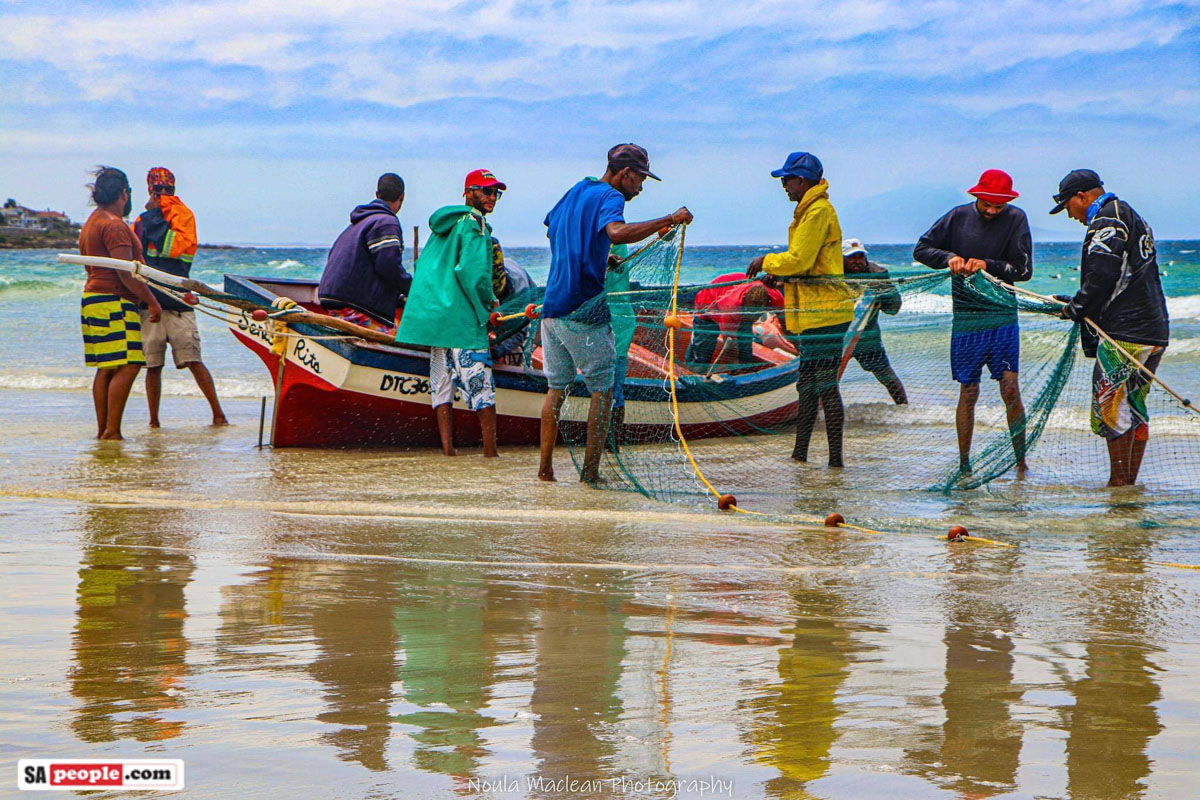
[{"x1": 3, "y1": 389, "x2": 1200, "y2": 798}]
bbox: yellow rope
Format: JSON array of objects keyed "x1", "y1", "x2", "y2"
[{"x1": 661, "y1": 235, "x2": 1013, "y2": 549}]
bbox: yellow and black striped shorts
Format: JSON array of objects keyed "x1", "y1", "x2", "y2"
[{"x1": 81, "y1": 292, "x2": 145, "y2": 368}]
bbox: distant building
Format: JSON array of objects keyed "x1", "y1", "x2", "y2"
[{"x1": 1, "y1": 199, "x2": 75, "y2": 233}]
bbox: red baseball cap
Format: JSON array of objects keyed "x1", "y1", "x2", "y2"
[
  {"x1": 967, "y1": 169, "x2": 1019, "y2": 203},
  {"x1": 464, "y1": 169, "x2": 506, "y2": 192}
]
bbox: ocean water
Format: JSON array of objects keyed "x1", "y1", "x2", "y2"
[
  {"x1": 2, "y1": 242, "x2": 1200, "y2": 797},
  {"x1": 3, "y1": 241, "x2": 1198, "y2": 399}
]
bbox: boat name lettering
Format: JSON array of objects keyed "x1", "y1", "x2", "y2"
[
  {"x1": 236, "y1": 313, "x2": 273, "y2": 345},
  {"x1": 380, "y1": 374, "x2": 429, "y2": 395},
  {"x1": 293, "y1": 339, "x2": 322, "y2": 373}
]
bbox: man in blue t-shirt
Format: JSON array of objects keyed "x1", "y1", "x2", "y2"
[{"x1": 538, "y1": 143, "x2": 693, "y2": 484}]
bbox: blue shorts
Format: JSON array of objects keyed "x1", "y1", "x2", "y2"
[
  {"x1": 951, "y1": 323, "x2": 1019, "y2": 384},
  {"x1": 540, "y1": 317, "x2": 615, "y2": 394}
]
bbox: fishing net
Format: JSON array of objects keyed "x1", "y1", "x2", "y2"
[{"x1": 522, "y1": 228, "x2": 1199, "y2": 517}]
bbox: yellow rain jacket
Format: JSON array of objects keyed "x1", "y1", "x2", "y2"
[{"x1": 762, "y1": 180, "x2": 857, "y2": 334}]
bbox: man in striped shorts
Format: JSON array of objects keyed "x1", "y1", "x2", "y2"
[{"x1": 79, "y1": 167, "x2": 163, "y2": 439}]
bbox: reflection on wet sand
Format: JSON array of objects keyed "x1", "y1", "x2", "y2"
[
  {"x1": 391, "y1": 572, "x2": 532, "y2": 787},
  {"x1": 529, "y1": 574, "x2": 629, "y2": 799},
  {"x1": 908, "y1": 547, "x2": 1023, "y2": 796},
  {"x1": 70, "y1": 505, "x2": 194, "y2": 744},
  {"x1": 1067, "y1": 529, "x2": 1164, "y2": 799},
  {"x1": 742, "y1": 575, "x2": 872, "y2": 797}
]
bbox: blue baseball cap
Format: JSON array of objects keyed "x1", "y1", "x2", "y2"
[{"x1": 770, "y1": 152, "x2": 823, "y2": 181}]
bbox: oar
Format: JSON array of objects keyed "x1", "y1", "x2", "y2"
[
  {"x1": 980, "y1": 272, "x2": 1196, "y2": 416},
  {"x1": 58, "y1": 254, "x2": 398, "y2": 346}
]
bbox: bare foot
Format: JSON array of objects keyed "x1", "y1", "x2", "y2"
[
  {"x1": 443, "y1": 449, "x2": 458, "y2": 457},
  {"x1": 828, "y1": 459, "x2": 844, "y2": 469},
  {"x1": 98, "y1": 430, "x2": 124, "y2": 441},
  {"x1": 1016, "y1": 460, "x2": 1029, "y2": 479},
  {"x1": 538, "y1": 469, "x2": 557, "y2": 482},
  {"x1": 211, "y1": 417, "x2": 229, "y2": 427},
  {"x1": 149, "y1": 420, "x2": 161, "y2": 428},
  {"x1": 484, "y1": 451, "x2": 499, "y2": 458},
  {"x1": 581, "y1": 472, "x2": 605, "y2": 486}
]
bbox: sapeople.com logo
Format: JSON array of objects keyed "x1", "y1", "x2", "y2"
[{"x1": 18, "y1": 759, "x2": 184, "y2": 791}]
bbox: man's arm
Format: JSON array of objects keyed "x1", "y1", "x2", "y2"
[
  {"x1": 913, "y1": 212, "x2": 956, "y2": 270},
  {"x1": 105, "y1": 222, "x2": 162, "y2": 320},
  {"x1": 984, "y1": 215, "x2": 1033, "y2": 283},
  {"x1": 605, "y1": 207, "x2": 692, "y2": 245},
  {"x1": 759, "y1": 204, "x2": 830, "y2": 277},
  {"x1": 1064, "y1": 215, "x2": 1129, "y2": 322},
  {"x1": 369, "y1": 217, "x2": 411, "y2": 295}
]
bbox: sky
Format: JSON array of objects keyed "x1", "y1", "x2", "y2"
[{"x1": 2, "y1": 0, "x2": 1199, "y2": 246}]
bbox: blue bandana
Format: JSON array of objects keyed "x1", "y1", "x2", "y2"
[{"x1": 1086, "y1": 192, "x2": 1117, "y2": 224}]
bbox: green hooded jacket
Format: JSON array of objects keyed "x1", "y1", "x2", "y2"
[{"x1": 396, "y1": 205, "x2": 496, "y2": 350}]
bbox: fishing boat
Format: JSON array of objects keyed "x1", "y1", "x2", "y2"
[{"x1": 223, "y1": 275, "x2": 800, "y2": 447}]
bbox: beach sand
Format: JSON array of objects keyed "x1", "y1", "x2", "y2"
[{"x1": 3, "y1": 388, "x2": 1200, "y2": 797}]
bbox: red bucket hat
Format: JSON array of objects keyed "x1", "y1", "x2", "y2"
[
  {"x1": 464, "y1": 169, "x2": 506, "y2": 192},
  {"x1": 967, "y1": 169, "x2": 1018, "y2": 203}
]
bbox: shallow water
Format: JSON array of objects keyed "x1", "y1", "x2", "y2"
[{"x1": 3, "y1": 391, "x2": 1200, "y2": 798}]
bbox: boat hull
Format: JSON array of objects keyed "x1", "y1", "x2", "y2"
[{"x1": 225, "y1": 276, "x2": 799, "y2": 448}]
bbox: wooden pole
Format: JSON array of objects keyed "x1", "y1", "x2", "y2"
[{"x1": 413, "y1": 225, "x2": 420, "y2": 264}]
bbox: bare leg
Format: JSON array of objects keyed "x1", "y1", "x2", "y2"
[
  {"x1": 580, "y1": 389, "x2": 612, "y2": 484},
  {"x1": 145, "y1": 366, "x2": 163, "y2": 427},
  {"x1": 1105, "y1": 429, "x2": 1147, "y2": 486},
  {"x1": 434, "y1": 403, "x2": 457, "y2": 456},
  {"x1": 608, "y1": 404, "x2": 625, "y2": 454},
  {"x1": 998, "y1": 371, "x2": 1028, "y2": 476},
  {"x1": 187, "y1": 362, "x2": 228, "y2": 425},
  {"x1": 92, "y1": 368, "x2": 115, "y2": 437},
  {"x1": 538, "y1": 389, "x2": 565, "y2": 481},
  {"x1": 478, "y1": 405, "x2": 499, "y2": 458},
  {"x1": 1128, "y1": 432, "x2": 1149, "y2": 484},
  {"x1": 99, "y1": 364, "x2": 141, "y2": 440},
  {"x1": 956, "y1": 382, "x2": 980, "y2": 472}
]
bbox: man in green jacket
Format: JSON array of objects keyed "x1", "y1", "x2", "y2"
[{"x1": 396, "y1": 169, "x2": 504, "y2": 457}]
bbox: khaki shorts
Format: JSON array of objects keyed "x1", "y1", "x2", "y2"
[{"x1": 139, "y1": 309, "x2": 202, "y2": 369}]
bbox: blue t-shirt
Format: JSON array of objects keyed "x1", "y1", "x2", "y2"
[{"x1": 542, "y1": 178, "x2": 625, "y2": 319}]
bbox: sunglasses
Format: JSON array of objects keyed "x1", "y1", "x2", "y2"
[{"x1": 471, "y1": 186, "x2": 503, "y2": 198}]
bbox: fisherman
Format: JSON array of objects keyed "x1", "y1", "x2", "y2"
[
  {"x1": 1050, "y1": 169, "x2": 1169, "y2": 486},
  {"x1": 841, "y1": 238, "x2": 907, "y2": 404},
  {"x1": 685, "y1": 273, "x2": 783, "y2": 370},
  {"x1": 317, "y1": 173, "x2": 411, "y2": 333},
  {"x1": 747, "y1": 151, "x2": 856, "y2": 468},
  {"x1": 132, "y1": 167, "x2": 228, "y2": 427},
  {"x1": 538, "y1": 143, "x2": 692, "y2": 484},
  {"x1": 914, "y1": 169, "x2": 1033, "y2": 477},
  {"x1": 78, "y1": 166, "x2": 163, "y2": 440},
  {"x1": 396, "y1": 169, "x2": 505, "y2": 458}
]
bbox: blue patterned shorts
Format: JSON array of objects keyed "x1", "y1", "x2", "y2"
[{"x1": 429, "y1": 347, "x2": 496, "y2": 411}]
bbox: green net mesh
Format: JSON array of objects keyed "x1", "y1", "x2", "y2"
[{"x1": 504, "y1": 229, "x2": 1199, "y2": 517}]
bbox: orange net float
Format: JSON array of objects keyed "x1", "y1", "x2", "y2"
[
  {"x1": 657, "y1": 225, "x2": 672, "y2": 238},
  {"x1": 717, "y1": 494, "x2": 737, "y2": 511},
  {"x1": 947, "y1": 525, "x2": 970, "y2": 542},
  {"x1": 489, "y1": 311, "x2": 502, "y2": 326},
  {"x1": 824, "y1": 513, "x2": 845, "y2": 527},
  {"x1": 181, "y1": 292, "x2": 199, "y2": 306},
  {"x1": 663, "y1": 315, "x2": 683, "y2": 330},
  {"x1": 524, "y1": 303, "x2": 540, "y2": 319}
]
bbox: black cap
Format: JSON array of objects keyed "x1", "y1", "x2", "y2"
[
  {"x1": 1050, "y1": 169, "x2": 1103, "y2": 214},
  {"x1": 607, "y1": 143, "x2": 661, "y2": 181}
]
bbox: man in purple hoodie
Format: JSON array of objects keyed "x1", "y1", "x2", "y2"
[{"x1": 318, "y1": 173, "x2": 412, "y2": 332}]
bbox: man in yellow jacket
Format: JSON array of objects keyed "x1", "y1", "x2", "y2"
[{"x1": 748, "y1": 152, "x2": 855, "y2": 468}]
